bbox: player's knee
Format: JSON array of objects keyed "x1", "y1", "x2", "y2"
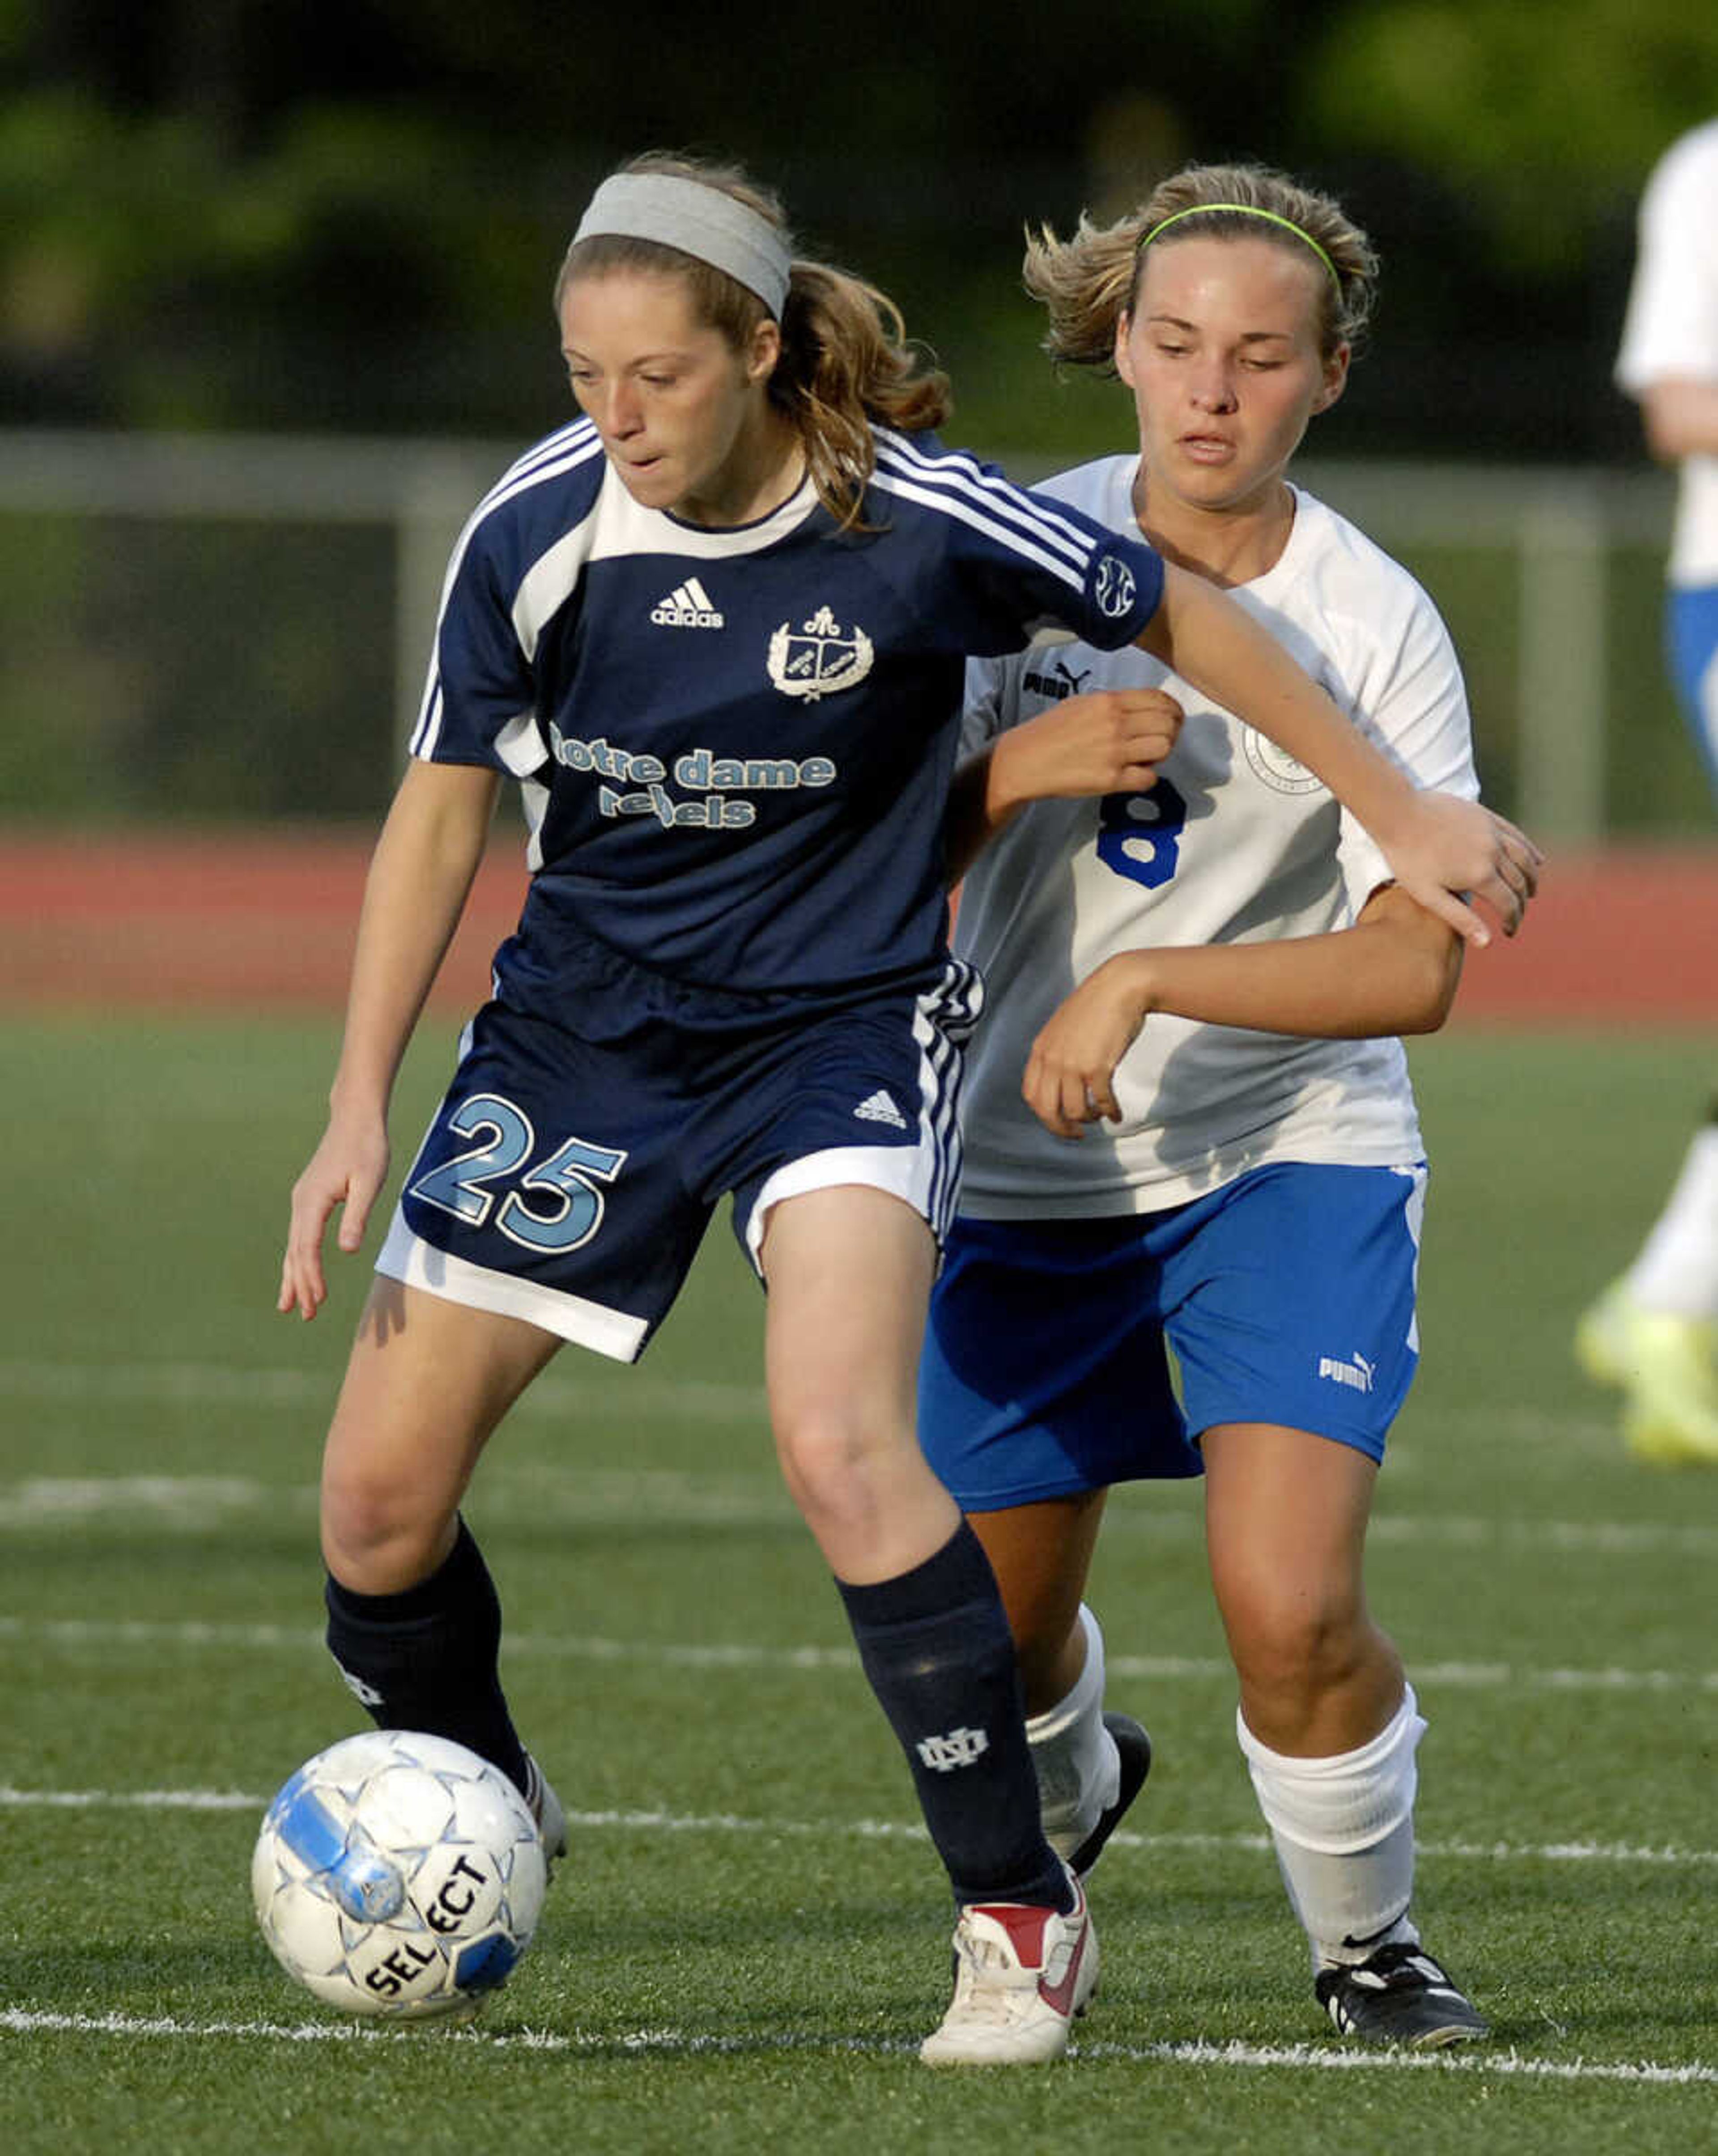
[
  {"x1": 319, "y1": 1469, "x2": 448, "y2": 1593},
  {"x1": 774, "y1": 1399, "x2": 912, "y2": 1541},
  {"x1": 1222, "y1": 1578, "x2": 1369, "y2": 1704},
  {"x1": 776, "y1": 1403, "x2": 865, "y2": 1505}
]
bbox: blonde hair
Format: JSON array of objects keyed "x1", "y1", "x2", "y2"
[
  {"x1": 1024, "y1": 161, "x2": 1378, "y2": 373},
  {"x1": 557, "y1": 152, "x2": 950, "y2": 528}
]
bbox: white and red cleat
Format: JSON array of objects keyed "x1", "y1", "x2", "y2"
[{"x1": 920, "y1": 1869, "x2": 1097, "y2": 2065}]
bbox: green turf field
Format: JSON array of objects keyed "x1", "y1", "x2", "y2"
[{"x1": 1, "y1": 1011, "x2": 1713, "y2": 2153}]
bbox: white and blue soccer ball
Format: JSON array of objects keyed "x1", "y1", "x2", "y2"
[{"x1": 251, "y1": 1729, "x2": 549, "y2": 2021}]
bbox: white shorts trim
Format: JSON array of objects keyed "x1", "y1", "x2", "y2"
[
  {"x1": 743, "y1": 1143, "x2": 937, "y2": 1275},
  {"x1": 376, "y1": 1210, "x2": 650, "y2": 1364}
]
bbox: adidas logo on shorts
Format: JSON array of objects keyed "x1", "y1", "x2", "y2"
[
  {"x1": 651, "y1": 576, "x2": 724, "y2": 628},
  {"x1": 854, "y1": 1089, "x2": 908, "y2": 1129}
]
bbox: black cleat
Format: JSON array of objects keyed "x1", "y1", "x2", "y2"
[
  {"x1": 1315, "y1": 1942, "x2": 1489, "y2": 2049},
  {"x1": 1068, "y1": 1712, "x2": 1152, "y2": 1879}
]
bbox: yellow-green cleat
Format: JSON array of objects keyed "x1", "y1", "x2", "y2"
[{"x1": 1575, "y1": 1278, "x2": 1718, "y2": 1464}]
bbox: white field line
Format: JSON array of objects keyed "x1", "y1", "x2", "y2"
[
  {"x1": 0, "y1": 1358, "x2": 765, "y2": 1423},
  {"x1": 0, "y1": 1613, "x2": 1713, "y2": 1701},
  {"x1": 0, "y1": 1354, "x2": 1647, "y2": 1460},
  {"x1": 4, "y1": 1354, "x2": 1711, "y2": 1551},
  {"x1": 0, "y1": 2006, "x2": 1711, "y2": 2084},
  {"x1": 2, "y1": 1466, "x2": 1715, "y2": 1563},
  {"x1": 0, "y1": 1787, "x2": 1711, "y2": 1871},
  {"x1": 0, "y1": 1357, "x2": 1618, "y2": 1433}
]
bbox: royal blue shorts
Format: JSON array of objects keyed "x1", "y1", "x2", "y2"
[
  {"x1": 1668, "y1": 584, "x2": 1718, "y2": 797},
  {"x1": 378, "y1": 952, "x2": 981, "y2": 1362},
  {"x1": 917, "y1": 1160, "x2": 1427, "y2": 1507}
]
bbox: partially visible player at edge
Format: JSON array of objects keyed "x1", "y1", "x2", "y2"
[
  {"x1": 1577, "y1": 115, "x2": 1718, "y2": 1465},
  {"x1": 278, "y1": 151, "x2": 1536, "y2": 2067},
  {"x1": 922, "y1": 162, "x2": 1537, "y2": 2049}
]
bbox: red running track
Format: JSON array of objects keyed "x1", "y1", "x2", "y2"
[{"x1": 0, "y1": 827, "x2": 1714, "y2": 1027}]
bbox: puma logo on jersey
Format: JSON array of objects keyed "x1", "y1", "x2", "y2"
[
  {"x1": 1023, "y1": 657, "x2": 1092, "y2": 702},
  {"x1": 854, "y1": 1089, "x2": 908, "y2": 1129},
  {"x1": 651, "y1": 577, "x2": 724, "y2": 628}
]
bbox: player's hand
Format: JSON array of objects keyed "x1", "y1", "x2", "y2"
[
  {"x1": 1376, "y1": 793, "x2": 1542, "y2": 946},
  {"x1": 1022, "y1": 955, "x2": 1153, "y2": 1139},
  {"x1": 277, "y1": 1110, "x2": 391, "y2": 1321},
  {"x1": 991, "y1": 688, "x2": 1183, "y2": 809}
]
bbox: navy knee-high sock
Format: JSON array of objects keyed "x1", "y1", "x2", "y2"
[
  {"x1": 837, "y1": 1519, "x2": 1071, "y2": 1911},
  {"x1": 323, "y1": 1518, "x2": 530, "y2": 1797}
]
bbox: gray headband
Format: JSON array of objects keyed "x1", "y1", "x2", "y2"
[{"x1": 571, "y1": 173, "x2": 792, "y2": 318}]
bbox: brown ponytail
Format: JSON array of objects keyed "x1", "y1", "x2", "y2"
[{"x1": 557, "y1": 152, "x2": 950, "y2": 528}]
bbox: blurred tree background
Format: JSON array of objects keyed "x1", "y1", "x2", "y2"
[
  {"x1": 2, "y1": 0, "x2": 1714, "y2": 831},
  {"x1": 4, "y1": 0, "x2": 1714, "y2": 461}
]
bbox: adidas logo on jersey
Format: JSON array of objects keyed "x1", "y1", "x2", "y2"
[
  {"x1": 651, "y1": 577, "x2": 724, "y2": 628},
  {"x1": 854, "y1": 1089, "x2": 908, "y2": 1129}
]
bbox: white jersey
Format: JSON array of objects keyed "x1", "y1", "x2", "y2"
[
  {"x1": 1616, "y1": 118, "x2": 1718, "y2": 587},
  {"x1": 954, "y1": 458, "x2": 1479, "y2": 1219}
]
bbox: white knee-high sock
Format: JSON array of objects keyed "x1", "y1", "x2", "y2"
[
  {"x1": 1026, "y1": 1604, "x2": 1121, "y2": 1862},
  {"x1": 1629, "y1": 1124, "x2": 1718, "y2": 1316},
  {"x1": 1237, "y1": 1684, "x2": 1425, "y2": 1973}
]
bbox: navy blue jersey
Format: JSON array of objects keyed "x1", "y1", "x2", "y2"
[{"x1": 411, "y1": 420, "x2": 1164, "y2": 998}]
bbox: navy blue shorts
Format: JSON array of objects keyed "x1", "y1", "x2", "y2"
[
  {"x1": 917, "y1": 1160, "x2": 1427, "y2": 1508},
  {"x1": 378, "y1": 956, "x2": 981, "y2": 1362}
]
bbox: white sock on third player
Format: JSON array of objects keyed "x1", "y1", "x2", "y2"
[
  {"x1": 1237, "y1": 1682, "x2": 1425, "y2": 1972},
  {"x1": 1629, "y1": 1124, "x2": 1718, "y2": 1317},
  {"x1": 1026, "y1": 1603, "x2": 1121, "y2": 1862}
]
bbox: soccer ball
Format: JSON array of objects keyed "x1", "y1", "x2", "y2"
[{"x1": 251, "y1": 1729, "x2": 549, "y2": 2022}]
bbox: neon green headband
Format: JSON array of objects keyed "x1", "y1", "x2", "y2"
[{"x1": 1137, "y1": 203, "x2": 1342, "y2": 291}]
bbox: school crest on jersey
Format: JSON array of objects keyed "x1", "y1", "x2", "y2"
[
  {"x1": 1093, "y1": 549, "x2": 1138, "y2": 620},
  {"x1": 1241, "y1": 725, "x2": 1325, "y2": 796},
  {"x1": 767, "y1": 605, "x2": 875, "y2": 700}
]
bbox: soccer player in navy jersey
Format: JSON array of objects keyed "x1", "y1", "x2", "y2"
[{"x1": 279, "y1": 151, "x2": 1536, "y2": 2063}]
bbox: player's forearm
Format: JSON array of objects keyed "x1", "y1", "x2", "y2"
[
  {"x1": 1137, "y1": 566, "x2": 1417, "y2": 845},
  {"x1": 1108, "y1": 903, "x2": 1462, "y2": 1041},
  {"x1": 329, "y1": 761, "x2": 500, "y2": 1115},
  {"x1": 942, "y1": 730, "x2": 1056, "y2": 886},
  {"x1": 944, "y1": 749, "x2": 1007, "y2": 887},
  {"x1": 1638, "y1": 378, "x2": 1718, "y2": 463},
  {"x1": 944, "y1": 692, "x2": 1185, "y2": 887}
]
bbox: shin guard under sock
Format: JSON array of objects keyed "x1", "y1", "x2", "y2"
[
  {"x1": 1026, "y1": 1604, "x2": 1121, "y2": 1860},
  {"x1": 837, "y1": 1520, "x2": 1070, "y2": 1911},
  {"x1": 323, "y1": 1517, "x2": 529, "y2": 1796},
  {"x1": 1238, "y1": 1684, "x2": 1425, "y2": 1972}
]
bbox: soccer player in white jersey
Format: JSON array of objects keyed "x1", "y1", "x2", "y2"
[
  {"x1": 278, "y1": 152, "x2": 1535, "y2": 2065},
  {"x1": 1576, "y1": 117, "x2": 1718, "y2": 1465},
  {"x1": 919, "y1": 163, "x2": 1527, "y2": 2049}
]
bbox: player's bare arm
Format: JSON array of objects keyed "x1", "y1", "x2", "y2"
[
  {"x1": 1638, "y1": 378, "x2": 1718, "y2": 463},
  {"x1": 278, "y1": 759, "x2": 502, "y2": 1320},
  {"x1": 1137, "y1": 563, "x2": 1542, "y2": 944},
  {"x1": 1023, "y1": 883, "x2": 1463, "y2": 1139},
  {"x1": 943, "y1": 687, "x2": 1182, "y2": 884}
]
